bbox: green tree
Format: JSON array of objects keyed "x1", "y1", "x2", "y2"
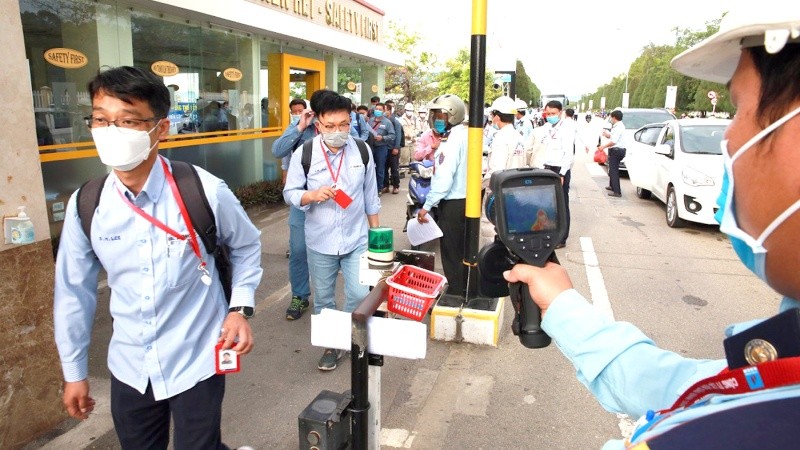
[
  {"x1": 578, "y1": 16, "x2": 731, "y2": 116},
  {"x1": 384, "y1": 21, "x2": 438, "y2": 103},
  {"x1": 437, "y1": 48, "x2": 497, "y2": 105},
  {"x1": 513, "y1": 60, "x2": 540, "y2": 107}
]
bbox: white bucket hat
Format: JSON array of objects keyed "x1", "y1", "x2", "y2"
[{"x1": 672, "y1": 6, "x2": 800, "y2": 83}]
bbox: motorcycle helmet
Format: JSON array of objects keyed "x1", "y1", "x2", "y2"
[{"x1": 426, "y1": 94, "x2": 466, "y2": 128}]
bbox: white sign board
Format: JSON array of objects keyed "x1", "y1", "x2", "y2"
[
  {"x1": 665, "y1": 86, "x2": 678, "y2": 109},
  {"x1": 600, "y1": 97, "x2": 606, "y2": 109},
  {"x1": 622, "y1": 92, "x2": 630, "y2": 108}
]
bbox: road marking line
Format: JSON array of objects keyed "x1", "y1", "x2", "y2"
[
  {"x1": 580, "y1": 236, "x2": 615, "y2": 321},
  {"x1": 581, "y1": 237, "x2": 632, "y2": 438},
  {"x1": 586, "y1": 162, "x2": 608, "y2": 178},
  {"x1": 256, "y1": 283, "x2": 291, "y2": 313}
]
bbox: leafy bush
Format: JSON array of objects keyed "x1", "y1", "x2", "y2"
[{"x1": 234, "y1": 180, "x2": 285, "y2": 209}]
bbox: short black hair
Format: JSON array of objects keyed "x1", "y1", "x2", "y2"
[
  {"x1": 545, "y1": 100, "x2": 563, "y2": 111},
  {"x1": 309, "y1": 89, "x2": 351, "y2": 116},
  {"x1": 289, "y1": 98, "x2": 306, "y2": 109},
  {"x1": 87, "y1": 66, "x2": 170, "y2": 118},
  {"x1": 357, "y1": 105, "x2": 369, "y2": 113},
  {"x1": 370, "y1": 96, "x2": 380, "y2": 103},
  {"x1": 374, "y1": 102, "x2": 386, "y2": 109},
  {"x1": 610, "y1": 110, "x2": 623, "y2": 121},
  {"x1": 565, "y1": 108, "x2": 575, "y2": 118},
  {"x1": 494, "y1": 112, "x2": 515, "y2": 124}
]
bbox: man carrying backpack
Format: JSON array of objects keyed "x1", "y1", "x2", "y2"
[
  {"x1": 53, "y1": 66, "x2": 262, "y2": 450},
  {"x1": 283, "y1": 89, "x2": 381, "y2": 371}
]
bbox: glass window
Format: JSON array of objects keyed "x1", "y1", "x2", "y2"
[{"x1": 130, "y1": 10, "x2": 258, "y2": 134}]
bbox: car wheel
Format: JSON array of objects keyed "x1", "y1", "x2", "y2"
[
  {"x1": 666, "y1": 186, "x2": 685, "y2": 228},
  {"x1": 636, "y1": 187, "x2": 651, "y2": 199}
]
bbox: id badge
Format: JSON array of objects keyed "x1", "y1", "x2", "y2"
[
  {"x1": 333, "y1": 189, "x2": 353, "y2": 209},
  {"x1": 215, "y1": 342, "x2": 240, "y2": 374}
]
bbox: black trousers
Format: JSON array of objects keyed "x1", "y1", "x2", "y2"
[
  {"x1": 384, "y1": 151, "x2": 400, "y2": 188},
  {"x1": 111, "y1": 375, "x2": 228, "y2": 450},
  {"x1": 543, "y1": 165, "x2": 571, "y2": 244},
  {"x1": 608, "y1": 147, "x2": 626, "y2": 194},
  {"x1": 437, "y1": 198, "x2": 468, "y2": 296}
]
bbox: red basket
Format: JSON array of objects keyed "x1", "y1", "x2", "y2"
[{"x1": 385, "y1": 265, "x2": 448, "y2": 321}]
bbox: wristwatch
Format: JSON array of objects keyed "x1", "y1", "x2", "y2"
[{"x1": 229, "y1": 306, "x2": 254, "y2": 319}]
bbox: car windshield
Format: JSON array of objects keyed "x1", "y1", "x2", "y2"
[
  {"x1": 622, "y1": 111, "x2": 675, "y2": 129},
  {"x1": 679, "y1": 125, "x2": 727, "y2": 154}
]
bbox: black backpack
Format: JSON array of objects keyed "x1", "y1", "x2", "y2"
[
  {"x1": 76, "y1": 161, "x2": 232, "y2": 303},
  {"x1": 300, "y1": 138, "x2": 370, "y2": 176}
]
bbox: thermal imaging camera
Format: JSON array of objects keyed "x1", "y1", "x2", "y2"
[{"x1": 478, "y1": 168, "x2": 568, "y2": 348}]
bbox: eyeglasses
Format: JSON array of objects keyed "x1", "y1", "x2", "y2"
[
  {"x1": 317, "y1": 122, "x2": 351, "y2": 133},
  {"x1": 85, "y1": 116, "x2": 161, "y2": 130}
]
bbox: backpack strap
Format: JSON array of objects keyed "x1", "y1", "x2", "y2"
[
  {"x1": 301, "y1": 138, "x2": 370, "y2": 179},
  {"x1": 169, "y1": 161, "x2": 218, "y2": 257},
  {"x1": 77, "y1": 174, "x2": 110, "y2": 243}
]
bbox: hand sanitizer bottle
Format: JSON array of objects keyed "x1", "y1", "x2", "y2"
[{"x1": 10, "y1": 206, "x2": 35, "y2": 244}]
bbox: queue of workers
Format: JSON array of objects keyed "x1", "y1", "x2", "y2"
[{"x1": 51, "y1": 4, "x2": 800, "y2": 448}]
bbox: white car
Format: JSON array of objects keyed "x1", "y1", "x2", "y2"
[{"x1": 625, "y1": 118, "x2": 730, "y2": 227}]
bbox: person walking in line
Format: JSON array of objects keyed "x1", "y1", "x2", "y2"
[
  {"x1": 382, "y1": 100, "x2": 404, "y2": 194},
  {"x1": 283, "y1": 90, "x2": 381, "y2": 371},
  {"x1": 272, "y1": 98, "x2": 315, "y2": 320},
  {"x1": 367, "y1": 102, "x2": 395, "y2": 194},
  {"x1": 54, "y1": 66, "x2": 262, "y2": 449}
]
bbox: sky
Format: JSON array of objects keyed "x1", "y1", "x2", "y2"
[{"x1": 369, "y1": 0, "x2": 744, "y2": 101}]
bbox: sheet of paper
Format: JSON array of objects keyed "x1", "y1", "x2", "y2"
[
  {"x1": 406, "y1": 217, "x2": 443, "y2": 246},
  {"x1": 310, "y1": 308, "x2": 352, "y2": 351},
  {"x1": 310, "y1": 309, "x2": 428, "y2": 360},
  {"x1": 367, "y1": 315, "x2": 427, "y2": 359}
]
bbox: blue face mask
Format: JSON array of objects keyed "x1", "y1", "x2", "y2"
[
  {"x1": 716, "y1": 105, "x2": 800, "y2": 281},
  {"x1": 434, "y1": 119, "x2": 447, "y2": 133},
  {"x1": 546, "y1": 115, "x2": 560, "y2": 125},
  {"x1": 374, "y1": 110, "x2": 384, "y2": 117}
]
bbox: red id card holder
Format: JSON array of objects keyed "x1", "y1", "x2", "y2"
[
  {"x1": 215, "y1": 342, "x2": 240, "y2": 374},
  {"x1": 333, "y1": 189, "x2": 353, "y2": 209}
]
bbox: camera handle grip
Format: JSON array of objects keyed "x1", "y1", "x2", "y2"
[{"x1": 510, "y1": 282, "x2": 552, "y2": 348}]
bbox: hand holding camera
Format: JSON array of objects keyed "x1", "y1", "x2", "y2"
[{"x1": 477, "y1": 169, "x2": 569, "y2": 348}]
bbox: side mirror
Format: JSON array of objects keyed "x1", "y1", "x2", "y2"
[{"x1": 654, "y1": 143, "x2": 671, "y2": 155}]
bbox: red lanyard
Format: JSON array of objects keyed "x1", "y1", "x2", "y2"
[
  {"x1": 115, "y1": 156, "x2": 210, "y2": 280},
  {"x1": 662, "y1": 356, "x2": 800, "y2": 413},
  {"x1": 321, "y1": 141, "x2": 345, "y2": 186}
]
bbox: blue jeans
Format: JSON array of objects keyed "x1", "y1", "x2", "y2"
[
  {"x1": 373, "y1": 146, "x2": 389, "y2": 191},
  {"x1": 307, "y1": 243, "x2": 369, "y2": 314},
  {"x1": 288, "y1": 206, "x2": 311, "y2": 299}
]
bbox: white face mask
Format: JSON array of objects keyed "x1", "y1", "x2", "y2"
[
  {"x1": 91, "y1": 121, "x2": 160, "y2": 172},
  {"x1": 322, "y1": 131, "x2": 349, "y2": 149},
  {"x1": 717, "y1": 105, "x2": 800, "y2": 280},
  {"x1": 405, "y1": 111, "x2": 412, "y2": 117}
]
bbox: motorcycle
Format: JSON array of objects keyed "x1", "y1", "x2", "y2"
[{"x1": 404, "y1": 159, "x2": 435, "y2": 238}]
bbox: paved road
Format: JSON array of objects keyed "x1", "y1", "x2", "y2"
[{"x1": 28, "y1": 149, "x2": 779, "y2": 449}]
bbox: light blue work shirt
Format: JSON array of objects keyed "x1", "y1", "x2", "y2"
[
  {"x1": 283, "y1": 135, "x2": 381, "y2": 255},
  {"x1": 423, "y1": 124, "x2": 468, "y2": 210},
  {"x1": 54, "y1": 158, "x2": 263, "y2": 401},
  {"x1": 272, "y1": 121, "x2": 317, "y2": 171},
  {"x1": 545, "y1": 289, "x2": 800, "y2": 449}
]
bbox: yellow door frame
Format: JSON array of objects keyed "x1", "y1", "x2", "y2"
[{"x1": 267, "y1": 53, "x2": 326, "y2": 129}]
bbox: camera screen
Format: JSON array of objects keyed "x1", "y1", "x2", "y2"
[{"x1": 503, "y1": 184, "x2": 558, "y2": 234}]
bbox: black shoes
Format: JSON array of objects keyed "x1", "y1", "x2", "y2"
[
  {"x1": 608, "y1": 192, "x2": 622, "y2": 197},
  {"x1": 605, "y1": 186, "x2": 613, "y2": 191}
]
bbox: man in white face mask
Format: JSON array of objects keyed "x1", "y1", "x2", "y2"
[
  {"x1": 283, "y1": 89, "x2": 381, "y2": 371},
  {"x1": 501, "y1": 5, "x2": 800, "y2": 448},
  {"x1": 54, "y1": 66, "x2": 263, "y2": 449}
]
